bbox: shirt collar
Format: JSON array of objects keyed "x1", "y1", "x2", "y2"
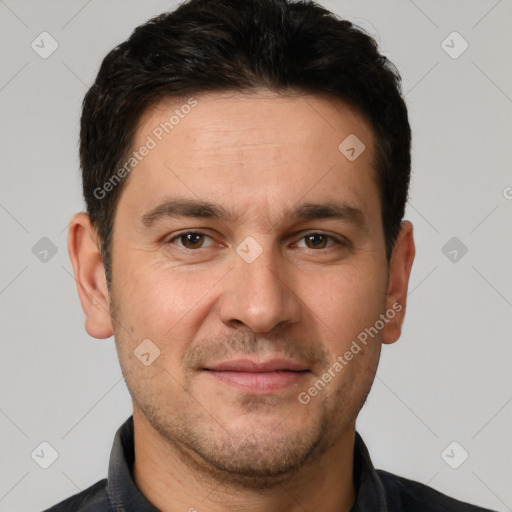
[
  {"x1": 106, "y1": 415, "x2": 389, "y2": 511},
  {"x1": 107, "y1": 416, "x2": 159, "y2": 511},
  {"x1": 350, "y1": 430, "x2": 389, "y2": 511}
]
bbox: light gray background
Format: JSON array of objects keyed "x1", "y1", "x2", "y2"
[{"x1": 0, "y1": 0, "x2": 511, "y2": 511}]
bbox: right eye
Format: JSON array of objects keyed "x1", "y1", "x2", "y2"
[{"x1": 167, "y1": 231, "x2": 216, "y2": 250}]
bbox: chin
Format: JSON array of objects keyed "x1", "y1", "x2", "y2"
[{"x1": 170, "y1": 414, "x2": 334, "y2": 489}]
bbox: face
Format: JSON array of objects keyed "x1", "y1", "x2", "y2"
[{"x1": 72, "y1": 90, "x2": 414, "y2": 486}]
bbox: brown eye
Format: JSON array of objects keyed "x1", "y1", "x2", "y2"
[
  {"x1": 305, "y1": 234, "x2": 328, "y2": 249},
  {"x1": 299, "y1": 233, "x2": 340, "y2": 250},
  {"x1": 171, "y1": 232, "x2": 212, "y2": 249}
]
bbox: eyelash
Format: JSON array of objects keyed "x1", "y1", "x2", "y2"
[{"x1": 166, "y1": 231, "x2": 348, "y2": 251}]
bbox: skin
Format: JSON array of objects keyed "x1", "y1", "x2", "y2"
[{"x1": 68, "y1": 90, "x2": 415, "y2": 512}]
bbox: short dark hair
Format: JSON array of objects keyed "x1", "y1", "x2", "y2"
[{"x1": 80, "y1": 0, "x2": 411, "y2": 287}]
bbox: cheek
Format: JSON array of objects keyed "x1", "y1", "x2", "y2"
[
  {"x1": 114, "y1": 257, "x2": 228, "y2": 341},
  {"x1": 306, "y1": 262, "x2": 387, "y2": 345}
]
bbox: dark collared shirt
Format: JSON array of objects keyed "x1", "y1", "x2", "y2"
[{"x1": 43, "y1": 416, "x2": 496, "y2": 511}]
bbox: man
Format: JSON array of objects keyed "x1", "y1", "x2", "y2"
[{"x1": 45, "y1": 0, "x2": 496, "y2": 510}]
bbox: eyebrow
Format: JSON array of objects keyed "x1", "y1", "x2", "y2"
[{"x1": 139, "y1": 197, "x2": 365, "y2": 229}]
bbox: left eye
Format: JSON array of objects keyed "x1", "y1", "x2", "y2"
[
  {"x1": 168, "y1": 231, "x2": 340, "y2": 250},
  {"x1": 295, "y1": 233, "x2": 340, "y2": 250}
]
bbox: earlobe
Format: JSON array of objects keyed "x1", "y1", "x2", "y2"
[
  {"x1": 67, "y1": 212, "x2": 113, "y2": 339},
  {"x1": 381, "y1": 221, "x2": 415, "y2": 345}
]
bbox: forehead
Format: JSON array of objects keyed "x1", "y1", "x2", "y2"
[
  {"x1": 121, "y1": 90, "x2": 380, "y2": 225},
  {"x1": 137, "y1": 90, "x2": 375, "y2": 157}
]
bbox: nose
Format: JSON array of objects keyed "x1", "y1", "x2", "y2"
[{"x1": 218, "y1": 242, "x2": 302, "y2": 333}]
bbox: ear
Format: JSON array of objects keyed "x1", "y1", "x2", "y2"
[
  {"x1": 381, "y1": 221, "x2": 415, "y2": 345},
  {"x1": 67, "y1": 212, "x2": 113, "y2": 339}
]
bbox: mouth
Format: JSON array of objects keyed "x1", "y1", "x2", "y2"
[{"x1": 202, "y1": 359, "x2": 311, "y2": 392}]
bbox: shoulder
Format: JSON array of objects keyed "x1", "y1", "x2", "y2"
[
  {"x1": 377, "y1": 469, "x2": 497, "y2": 512},
  {"x1": 42, "y1": 479, "x2": 111, "y2": 512}
]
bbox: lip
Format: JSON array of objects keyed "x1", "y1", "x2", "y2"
[
  {"x1": 203, "y1": 359, "x2": 310, "y2": 392},
  {"x1": 205, "y1": 358, "x2": 309, "y2": 372}
]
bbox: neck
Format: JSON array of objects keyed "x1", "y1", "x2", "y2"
[{"x1": 132, "y1": 408, "x2": 356, "y2": 512}]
